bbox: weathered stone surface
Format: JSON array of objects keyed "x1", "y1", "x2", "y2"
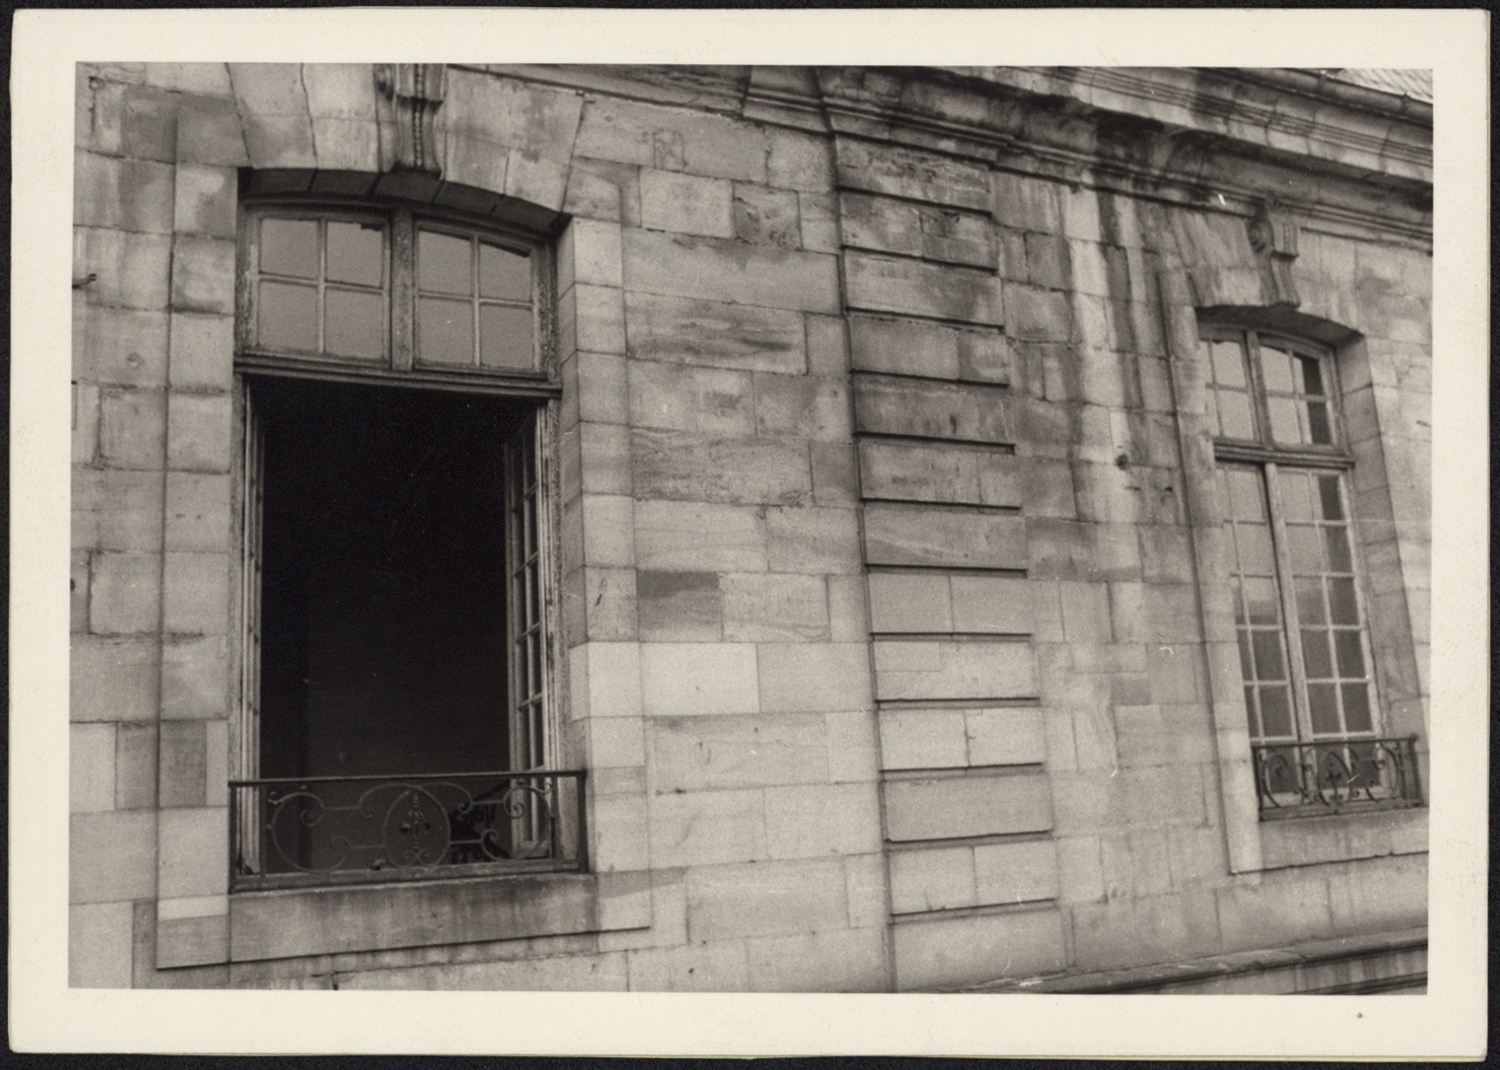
[
  {"x1": 863, "y1": 503, "x2": 1026, "y2": 570},
  {"x1": 871, "y1": 639, "x2": 1036, "y2": 701},
  {"x1": 649, "y1": 712, "x2": 828, "y2": 792},
  {"x1": 758, "y1": 643, "x2": 871, "y2": 713},
  {"x1": 650, "y1": 789, "x2": 767, "y2": 867},
  {"x1": 640, "y1": 168, "x2": 734, "y2": 238},
  {"x1": 841, "y1": 193, "x2": 996, "y2": 268},
  {"x1": 75, "y1": 152, "x2": 175, "y2": 234},
  {"x1": 640, "y1": 643, "x2": 760, "y2": 717},
  {"x1": 848, "y1": 314, "x2": 1010, "y2": 385},
  {"x1": 623, "y1": 230, "x2": 839, "y2": 313},
  {"x1": 70, "y1": 901, "x2": 136, "y2": 987},
  {"x1": 883, "y1": 770, "x2": 1052, "y2": 841},
  {"x1": 745, "y1": 925, "x2": 887, "y2": 993},
  {"x1": 631, "y1": 429, "x2": 810, "y2": 506},
  {"x1": 754, "y1": 374, "x2": 850, "y2": 442},
  {"x1": 686, "y1": 857, "x2": 848, "y2": 941},
  {"x1": 733, "y1": 183, "x2": 801, "y2": 248},
  {"x1": 721, "y1": 573, "x2": 829, "y2": 642},
  {"x1": 633, "y1": 499, "x2": 767, "y2": 572},
  {"x1": 624, "y1": 291, "x2": 807, "y2": 374},
  {"x1": 835, "y1": 138, "x2": 991, "y2": 212},
  {"x1": 844, "y1": 252, "x2": 1002, "y2": 325},
  {"x1": 70, "y1": 810, "x2": 156, "y2": 903},
  {"x1": 853, "y1": 375, "x2": 1015, "y2": 444},
  {"x1": 575, "y1": 96, "x2": 769, "y2": 182},
  {"x1": 858, "y1": 440, "x2": 1020, "y2": 508},
  {"x1": 628, "y1": 362, "x2": 754, "y2": 435},
  {"x1": 636, "y1": 570, "x2": 722, "y2": 642}
]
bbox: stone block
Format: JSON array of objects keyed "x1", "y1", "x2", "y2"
[
  {"x1": 754, "y1": 374, "x2": 850, "y2": 442},
  {"x1": 765, "y1": 505, "x2": 862, "y2": 573},
  {"x1": 113, "y1": 719, "x2": 157, "y2": 811},
  {"x1": 651, "y1": 788, "x2": 767, "y2": 867},
  {"x1": 732, "y1": 183, "x2": 801, "y2": 249},
  {"x1": 70, "y1": 901, "x2": 136, "y2": 987},
  {"x1": 573, "y1": 642, "x2": 642, "y2": 719},
  {"x1": 633, "y1": 499, "x2": 766, "y2": 572},
  {"x1": 156, "y1": 912, "x2": 229, "y2": 970},
  {"x1": 889, "y1": 844, "x2": 977, "y2": 914},
  {"x1": 560, "y1": 283, "x2": 626, "y2": 357},
  {"x1": 824, "y1": 709, "x2": 879, "y2": 783},
  {"x1": 879, "y1": 708, "x2": 969, "y2": 770},
  {"x1": 1070, "y1": 889, "x2": 1222, "y2": 972},
  {"x1": 74, "y1": 305, "x2": 169, "y2": 388},
  {"x1": 649, "y1": 712, "x2": 828, "y2": 792},
  {"x1": 848, "y1": 314, "x2": 1010, "y2": 386},
  {"x1": 561, "y1": 219, "x2": 625, "y2": 293},
  {"x1": 70, "y1": 810, "x2": 156, "y2": 903},
  {"x1": 853, "y1": 375, "x2": 1014, "y2": 444},
  {"x1": 757, "y1": 643, "x2": 871, "y2": 713},
  {"x1": 835, "y1": 138, "x2": 990, "y2": 212},
  {"x1": 624, "y1": 291, "x2": 807, "y2": 374},
  {"x1": 767, "y1": 128, "x2": 833, "y2": 192},
  {"x1": 636, "y1": 570, "x2": 721, "y2": 642},
  {"x1": 170, "y1": 237, "x2": 235, "y2": 314},
  {"x1": 158, "y1": 720, "x2": 207, "y2": 808},
  {"x1": 578, "y1": 495, "x2": 634, "y2": 569},
  {"x1": 569, "y1": 351, "x2": 629, "y2": 427},
  {"x1": 992, "y1": 170, "x2": 1061, "y2": 233},
  {"x1": 167, "y1": 312, "x2": 233, "y2": 391},
  {"x1": 950, "y1": 575, "x2": 1033, "y2": 635},
  {"x1": 73, "y1": 383, "x2": 99, "y2": 464},
  {"x1": 841, "y1": 193, "x2": 995, "y2": 268},
  {"x1": 587, "y1": 715, "x2": 647, "y2": 772},
  {"x1": 640, "y1": 642, "x2": 759, "y2": 716},
  {"x1": 873, "y1": 639, "x2": 1036, "y2": 702},
  {"x1": 98, "y1": 388, "x2": 166, "y2": 471},
  {"x1": 1059, "y1": 581, "x2": 1112, "y2": 644},
  {"x1": 858, "y1": 440, "x2": 1020, "y2": 508},
  {"x1": 1024, "y1": 518, "x2": 1142, "y2": 583},
  {"x1": 574, "y1": 96, "x2": 769, "y2": 182},
  {"x1": 686, "y1": 857, "x2": 848, "y2": 941},
  {"x1": 1055, "y1": 834, "x2": 1106, "y2": 904},
  {"x1": 88, "y1": 552, "x2": 161, "y2": 635},
  {"x1": 844, "y1": 252, "x2": 1002, "y2": 326},
  {"x1": 965, "y1": 707, "x2": 1047, "y2": 766},
  {"x1": 157, "y1": 807, "x2": 228, "y2": 899},
  {"x1": 72, "y1": 468, "x2": 163, "y2": 551},
  {"x1": 868, "y1": 571, "x2": 952, "y2": 634},
  {"x1": 164, "y1": 472, "x2": 229, "y2": 552},
  {"x1": 627, "y1": 362, "x2": 754, "y2": 435},
  {"x1": 163, "y1": 552, "x2": 228, "y2": 634},
  {"x1": 71, "y1": 723, "x2": 117, "y2": 813},
  {"x1": 1141, "y1": 584, "x2": 1202, "y2": 643},
  {"x1": 591, "y1": 793, "x2": 650, "y2": 872},
  {"x1": 973, "y1": 838, "x2": 1060, "y2": 905},
  {"x1": 1146, "y1": 644, "x2": 1205, "y2": 704},
  {"x1": 76, "y1": 227, "x2": 173, "y2": 312},
  {"x1": 883, "y1": 770, "x2": 1052, "y2": 841},
  {"x1": 1007, "y1": 285, "x2": 1074, "y2": 342},
  {"x1": 166, "y1": 392, "x2": 231, "y2": 473},
  {"x1": 863, "y1": 503, "x2": 1026, "y2": 570},
  {"x1": 160, "y1": 636, "x2": 228, "y2": 720},
  {"x1": 764, "y1": 782, "x2": 882, "y2": 860},
  {"x1": 172, "y1": 164, "x2": 237, "y2": 239},
  {"x1": 640, "y1": 168, "x2": 734, "y2": 238},
  {"x1": 721, "y1": 573, "x2": 828, "y2": 642},
  {"x1": 892, "y1": 907, "x2": 1066, "y2": 990},
  {"x1": 175, "y1": 92, "x2": 249, "y2": 167},
  {"x1": 626, "y1": 938, "x2": 750, "y2": 992},
  {"x1": 745, "y1": 925, "x2": 887, "y2": 993},
  {"x1": 72, "y1": 636, "x2": 158, "y2": 722},
  {"x1": 1100, "y1": 828, "x2": 1172, "y2": 899},
  {"x1": 845, "y1": 852, "x2": 889, "y2": 928},
  {"x1": 631, "y1": 429, "x2": 810, "y2": 506},
  {"x1": 622, "y1": 229, "x2": 839, "y2": 313},
  {"x1": 798, "y1": 191, "x2": 840, "y2": 252},
  {"x1": 1024, "y1": 232, "x2": 1073, "y2": 290}
]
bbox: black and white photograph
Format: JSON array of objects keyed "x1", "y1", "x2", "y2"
[{"x1": 9, "y1": 7, "x2": 1488, "y2": 1059}]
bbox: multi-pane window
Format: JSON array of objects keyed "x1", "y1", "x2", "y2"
[
  {"x1": 231, "y1": 204, "x2": 581, "y2": 889},
  {"x1": 1204, "y1": 327, "x2": 1419, "y2": 815}
]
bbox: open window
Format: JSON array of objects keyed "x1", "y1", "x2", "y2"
[
  {"x1": 231, "y1": 203, "x2": 580, "y2": 890},
  {"x1": 1201, "y1": 326, "x2": 1422, "y2": 819}
]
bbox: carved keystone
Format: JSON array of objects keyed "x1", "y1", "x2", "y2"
[
  {"x1": 1247, "y1": 199, "x2": 1301, "y2": 308},
  {"x1": 375, "y1": 63, "x2": 447, "y2": 175}
]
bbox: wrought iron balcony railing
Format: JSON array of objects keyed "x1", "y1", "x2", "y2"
[
  {"x1": 229, "y1": 769, "x2": 587, "y2": 891},
  {"x1": 1251, "y1": 736, "x2": 1422, "y2": 819}
]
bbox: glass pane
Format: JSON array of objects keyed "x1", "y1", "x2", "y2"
[
  {"x1": 1294, "y1": 577, "x2": 1326, "y2": 625},
  {"x1": 1323, "y1": 525, "x2": 1352, "y2": 573},
  {"x1": 1268, "y1": 396, "x2": 1302, "y2": 443},
  {"x1": 326, "y1": 221, "x2": 383, "y2": 287},
  {"x1": 1259, "y1": 685, "x2": 1293, "y2": 738},
  {"x1": 1226, "y1": 468, "x2": 1264, "y2": 521},
  {"x1": 1333, "y1": 630, "x2": 1365, "y2": 678},
  {"x1": 418, "y1": 296, "x2": 474, "y2": 365},
  {"x1": 1243, "y1": 578, "x2": 1279, "y2": 625},
  {"x1": 1328, "y1": 577, "x2": 1359, "y2": 625},
  {"x1": 260, "y1": 218, "x2": 318, "y2": 278},
  {"x1": 258, "y1": 281, "x2": 318, "y2": 351},
  {"x1": 1286, "y1": 525, "x2": 1322, "y2": 575},
  {"x1": 1244, "y1": 685, "x2": 1261, "y2": 737},
  {"x1": 1251, "y1": 630, "x2": 1285, "y2": 681},
  {"x1": 1317, "y1": 476, "x2": 1344, "y2": 521},
  {"x1": 1278, "y1": 471, "x2": 1313, "y2": 521},
  {"x1": 1301, "y1": 630, "x2": 1332, "y2": 678},
  {"x1": 1237, "y1": 631, "x2": 1254, "y2": 679},
  {"x1": 1235, "y1": 524, "x2": 1274, "y2": 574},
  {"x1": 419, "y1": 230, "x2": 473, "y2": 295},
  {"x1": 1298, "y1": 354, "x2": 1325, "y2": 395},
  {"x1": 1260, "y1": 344, "x2": 1295, "y2": 393},
  {"x1": 1218, "y1": 391, "x2": 1254, "y2": 439},
  {"x1": 480, "y1": 243, "x2": 530, "y2": 300},
  {"x1": 1306, "y1": 402, "x2": 1333, "y2": 444},
  {"x1": 1342, "y1": 684, "x2": 1372, "y2": 732},
  {"x1": 480, "y1": 304, "x2": 534, "y2": 369},
  {"x1": 1210, "y1": 340, "x2": 1246, "y2": 387},
  {"x1": 1307, "y1": 683, "x2": 1340, "y2": 734},
  {"x1": 325, "y1": 288, "x2": 384, "y2": 359},
  {"x1": 1230, "y1": 583, "x2": 1248, "y2": 626}
]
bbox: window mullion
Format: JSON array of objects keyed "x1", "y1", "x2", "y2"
[
  {"x1": 391, "y1": 209, "x2": 416, "y2": 371},
  {"x1": 1244, "y1": 330, "x2": 1271, "y2": 445},
  {"x1": 1265, "y1": 461, "x2": 1314, "y2": 742}
]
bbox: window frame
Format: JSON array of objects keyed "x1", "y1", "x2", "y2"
[{"x1": 230, "y1": 200, "x2": 575, "y2": 892}]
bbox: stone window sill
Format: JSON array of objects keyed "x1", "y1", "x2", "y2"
[{"x1": 1258, "y1": 804, "x2": 1427, "y2": 870}]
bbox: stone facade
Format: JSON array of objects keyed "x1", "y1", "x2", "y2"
[{"x1": 70, "y1": 63, "x2": 1431, "y2": 992}]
